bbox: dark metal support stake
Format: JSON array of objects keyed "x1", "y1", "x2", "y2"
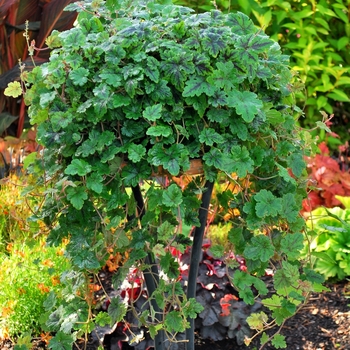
[
  {"x1": 131, "y1": 185, "x2": 165, "y2": 350},
  {"x1": 186, "y1": 180, "x2": 214, "y2": 350}
]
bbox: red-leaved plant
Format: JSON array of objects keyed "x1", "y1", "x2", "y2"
[{"x1": 303, "y1": 141, "x2": 350, "y2": 212}]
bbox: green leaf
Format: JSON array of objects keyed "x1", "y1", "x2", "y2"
[
  {"x1": 95, "y1": 312, "x2": 112, "y2": 327},
  {"x1": 148, "y1": 143, "x2": 189, "y2": 176},
  {"x1": 65, "y1": 159, "x2": 92, "y2": 176},
  {"x1": 260, "y1": 332, "x2": 270, "y2": 346},
  {"x1": 280, "y1": 233, "x2": 304, "y2": 260},
  {"x1": 271, "y1": 334, "x2": 287, "y2": 349},
  {"x1": 160, "y1": 52, "x2": 194, "y2": 90},
  {"x1": 303, "y1": 268, "x2": 325, "y2": 284},
  {"x1": 226, "y1": 12, "x2": 255, "y2": 35},
  {"x1": 238, "y1": 286, "x2": 255, "y2": 305},
  {"x1": 236, "y1": 34, "x2": 273, "y2": 53},
  {"x1": 23, "y1": 152, "x2": 37, "y2": 170},
  {"x1": 199, "y1": 128, "x2": 225, "y2": 146},
  {"x1": 162, "y1": 184, "x2": 183, "y2": 207},
  {"x1": 114, "y1": 229, "x2": 130, "y2": 249},
  {"x1": 202, "y1": 148, "x2": 227, "y2": 170},
  {"x1": 230, "y1": 145, "x2": 254, "y2": 177},
  {"x1": 164, "y1": 311, "x2": 187, "y2": 333},
  {"x1": 40, "y1": 91, "x2": 57, "y2": 108},
  {"x1": 86, "y1": 173, "x2": 104, "y2": 194},
  {"x1": 69, "y1": 67, "x2": 89, "y2": 86},
  {"x1": 328, "y1": 88, "x2": 350, "y2": 102},
  {"x1": 246, "y1": 311, "x2": 268, "y2": 330},
  {"x1": 183, "y1": 76, "x2": 216, "y2": 97},
  {"x1": 207, "y1": 61, "x2": 243, "y2": 91},
  {"x1": 68, "y1": 242, "x2": 101, "y2": 270},
  {"x1": 288, "y1": 152, "x2": 305, "y2": 177},
  {"x1": 272, "y1": 306, "x2": 292, "y2": 326},
  {"x1": 14, "y1": 345, "x2": 28, "y2": 350},
  {"x1": 227, "y1": 90, "x2": 262, "y2": 122},
  {"x1": 66, "y1": 186, "x2": 88, "y2": 210},
  {"x1": 48, "y1": 331, "x2": 74, "y2": 350},
  {"x1": 182, "y1": 298, "x2": 204, "y2": 319},
  {"x1": 146, "y1": 125, "x2": 173, "y2": 137},
  {"x1": 112, "y1": 93, "x2": 132, "y2": 108},
  {"x1": 108, "y1": 298, "x2": 127, "y2": 324},
  {"x1": 201, "y1": 28, "x2": 227, "y2": 57},
  {"x1": 244, "y1": 235, "x2": 275, "y2": 262},
  {"x1": 254, "y1": 190, "x2": 282, "y2": 218},
  {"x1": 281, "y1": 298, "x2": 297, "y2": 314},
  {"x1": 274, "y1": 261, "x2": 300, "y2": 291},
  {"x1": 4, "y1": 81, "x2": 22, "y2": 98},
  {"x1": 60, "y1": 28, "x2": 86, "y2": 49},
  {"x1": 210, "y1": 244, "x2": 225, "y2": 258},
  {"x1": 149, "y1": 324, "x2": 163, "y2": 339},
  {"x1": 100, "y1": 70, "x2": 123, "y2": 88},
  {"x1": 122, "y1": 162, "x2": 151, "y2": 187},
  {"x1": 157, "y1": 221, "x2": 176, "y2": 241},
  {"x1": 229, "y1": 120, "x2": 248, "y2": 141},
  {"x1": 127, "y1": 144, "x2": 146, "y2": 162},
  {"x1": 159, "y1": 252, "x2": 180, "y2": 279},
  {"x1": 145, "y1": 56, "x2": 160, "y2": 83},
  {"x1": 143, "y1": 104, "x2": 163, "y2": 121}
]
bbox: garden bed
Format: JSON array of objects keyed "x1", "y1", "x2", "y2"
[{"x1": 1, "y1": 277, "x2": 348, "y2": 350}]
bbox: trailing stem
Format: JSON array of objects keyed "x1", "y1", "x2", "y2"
[
  {"x1": 131, "y1": 185, "x2": 165, "y2": 350},
  {"x1": 186, "y1": 180, "x2": 214, "y2": 350}
]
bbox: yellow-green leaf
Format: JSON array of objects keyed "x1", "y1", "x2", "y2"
[{"x1": 4, "y1": 81, "x2": 22, "y2": 98}]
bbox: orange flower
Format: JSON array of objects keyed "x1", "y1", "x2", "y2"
[
  {"x1": 56, "y1": 248, "x2": 65, "y2": 256},
  {"x1": 88, "y1": 283, "x2": 101, "y2": 292},
  {"x1": 51, "y1": 275, "x2": 60, "y2": 286},
  {"x1": 40, "y1": 332, "x2": 53, "y2": 344},
  {"x1": 37, "y1": 283, "x2": 50, "y2": 294},
  {"x1": 6, "y1": 243, "x2": 13, "y2": 252},
  {"x1": 42, "y1": 259, "x2": 54, "y2": 267}
]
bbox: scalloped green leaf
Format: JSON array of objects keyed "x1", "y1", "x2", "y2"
[
  {"x1": 65, "y1": 159, "x2": 92, "y2": 176},
  {"x1": 244, "y1": 235, "x2": 274, "y2": 262},
  {"x1": 143, "y1": 104, "x2": 163, "y2": 121},
  {"x1": 254, "y1": 190, "x2": 282, "y2": 218},
  {"x1": 69, "y1": 67, "x2": 89, "y2": 86},
  {"x1": 183, "y1": 76, "x2": 216, "y2": 97},
  {"x1": 227, "y1": 90, "x2": 262, "y2": 122}
]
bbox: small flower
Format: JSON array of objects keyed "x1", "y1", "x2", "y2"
[{"x1": 38, "y1": 283, "x2": 50, "y2": 294}]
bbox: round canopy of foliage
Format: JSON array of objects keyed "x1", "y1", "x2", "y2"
[
  {"x1": 25, "y1": 1, "x2": 306, "y2": 274},
  {"x1": 20, "y1": 2, "x2": 319, "y2": 347}
]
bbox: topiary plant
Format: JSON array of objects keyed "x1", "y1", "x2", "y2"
[{"x1": 7, "y1": 0, "x2": 325, "y2": 349}]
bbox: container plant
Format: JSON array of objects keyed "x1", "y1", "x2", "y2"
[{"x1": 6, "y1": 0, "x2": 324, "y2": 349}]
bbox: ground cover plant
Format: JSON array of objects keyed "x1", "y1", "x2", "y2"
[
  {"x1": 0, "y1": 238, "x2": 70, "y2": 340},
  {"x1": 304, "y1": 195, "x2": 350, "y2": 281},
  {"x1": 4, "y1": 0, "x2": 325, "y2": 349}
]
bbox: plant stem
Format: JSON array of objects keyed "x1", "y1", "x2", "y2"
[
  {"x1": 131, "y1": 185, "x2": 165, "y2": 350},
  {"x1": 186, "y1": 180, "x2": 214, "y2": 350}
]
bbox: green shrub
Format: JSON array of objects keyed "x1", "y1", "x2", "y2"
[
  {"x1": 5, "y1": 0, "x2": 322, "y2": 348},
  {"x1": 305, "y1": 195, "x2": 350, "y2": 281}
]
